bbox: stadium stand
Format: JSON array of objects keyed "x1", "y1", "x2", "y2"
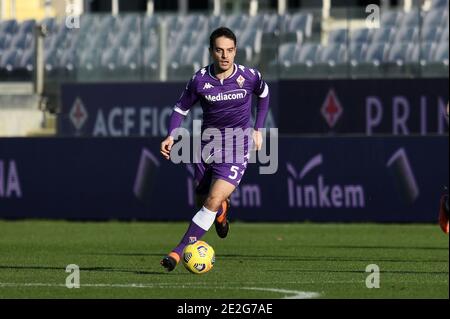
[{"x1": 0, "y1": 1, "x2": 448, "y2": 82}]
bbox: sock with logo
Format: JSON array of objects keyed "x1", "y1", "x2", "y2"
[{"x1": 172, "y1": 206, "x2": 217, "y2": 258}]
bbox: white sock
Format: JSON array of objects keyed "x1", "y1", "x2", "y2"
[{"x1": 192, "y1": 206, "x2": 217, "y2": 231}]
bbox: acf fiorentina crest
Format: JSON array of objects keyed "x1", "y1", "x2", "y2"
[{"x1": 236, "y1": 75, "x2": 245, "y2": 88}]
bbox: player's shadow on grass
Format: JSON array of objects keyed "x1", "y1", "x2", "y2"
[
  {"x1": 0, "y1": 265, "x2": 184, "y2": 276},
  {"x1": 265, "y1": 269, "x2": 449, "y2": 275},
  {"x1": 301, "y1": 245, "x2": 448, "y2": 251},
  {"x1": 94, "y1": 251, "x2": 447, "y2": 264},
  {"x1": 217, "y1": 254, "x2": 448, "y2": 264}
]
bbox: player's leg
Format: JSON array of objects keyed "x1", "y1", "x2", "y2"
[
  {"x1": 160, "y1": 162, "x2": 210, "y2": 271},
  {"x1": 197, "y1": 186, "x2": 231, "y2": 239},
  {"x1": 439, "y1": 187, "x2": 449, "y2": 234},
  {"x1": 160, "y1": 178, "x2": 235, "y2": 272}
]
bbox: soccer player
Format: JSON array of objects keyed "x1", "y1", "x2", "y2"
[
  {"x1": 439, "y1": 102, "x2": 449, "y2": 234},
  {"x1": 159, "y1": 27, "x2": 270, "y2": 271}
]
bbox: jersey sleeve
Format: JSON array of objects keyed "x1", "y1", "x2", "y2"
[
  {"x1": 173, "y1": 75, "x2": 200, "y2": 116},
  {"x1": 252, "y1": 69, "x2": 269, "y2": 99}
]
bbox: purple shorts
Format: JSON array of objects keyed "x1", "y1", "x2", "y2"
[{"x1": 194, "y1": 148, "x2": 250, "y2": 194}]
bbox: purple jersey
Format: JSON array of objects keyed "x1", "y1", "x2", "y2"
[
  {"x1": 169, "y1": 63, "x2": 269, "y2": 188},
  {"x1": 174, "y1": 63, "x2": 269, "y2": 132}
]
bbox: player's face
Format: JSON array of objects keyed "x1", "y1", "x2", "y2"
[{"x1": 210, "y1": 36, "x2": 236, "y2": 73}]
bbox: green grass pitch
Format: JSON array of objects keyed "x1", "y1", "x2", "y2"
[{"x1": 0, "y1": 221, "x2": 448, "y2": 299}]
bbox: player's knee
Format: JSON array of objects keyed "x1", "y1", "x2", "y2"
[{"x1": 204, "y1": 195, "x2": 223, "y2": 212}]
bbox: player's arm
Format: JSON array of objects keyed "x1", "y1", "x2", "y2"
[
  {"x1": 161, "y1": 77, "x2": 199, "y2": 160},
  {"x1": 252, "y1": 71, "x2": 270, "y2": 151}
]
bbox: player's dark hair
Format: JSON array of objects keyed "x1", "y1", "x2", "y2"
[{"x1": 209, "y1": 27, "x2": 237, "y2": 49}]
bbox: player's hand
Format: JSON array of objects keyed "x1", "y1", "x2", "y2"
[
  {"x1": 160, "y1": 136, "x2": 174, "y2": 160},
  {"x1": 253, "y1": 130, "x2": 263, "y2": 151}
]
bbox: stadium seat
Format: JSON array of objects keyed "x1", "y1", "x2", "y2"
[
  {"x1": 421, "y1": 25, "x2": 442, "y2": 43},
  {"x1": 10, "y1": 32, "x2": 34, "y2": 51},
  {"x1": 328, "y1": 28, "x2": 348, "y2": 44},
  {"x1": 0, "y1": 49, "x2": 21, "y2": 72},
  {"x1": 118, "y1": 14, "x2": 141, "y2": 34},
  {"x1": 393, "y1": 27, "x2": 418, "y2": 43},
  {"x1": 262, "y1": 14, "x2": 280, "y2": 34},
  {"x1": 440, "y1": 26, "x2": 449, "y2": 42},
  {"x1": 401, "y1": 10, "x2": 421, "y2": 28},
  {"x1": 225, "y1": 14, "x2": 248, "y2": 31},
  {"x1": 314, "y1": 43, "x2": 347, "y2": 77},
  {"x1": 422, "y1": 41, "x2": 448, "y2": 76},
  {"x1": 430, "y1": 0, "x2": 449, "y2": 9},
  {"x1": 407, "y1": 42, "x2": 436, "y2": 64},
  {"x1": 40, "y1": 17, "x2": 57, "y2": 34},
  {"x1": 17, "y1": 47, "x2": 35, "y2": 72},
  {"x1": 17, "y1": 19, "x2": 36, "y2": 34},
  {"x1": 239, "y1": 28, "x2": 263, "y2": 63},
  {"x1": 246, "y1": 15, "x2": 264, "y2": 32},
  {"x1": 371, "y1": 28, "x2": 394, "y2": 43},
  {"x1": 279, "y1": 12, "x2": 313, "y2": 44},
  {"x1": 269, "y1": 42, "x2": 297, "y2": 77},
  {"x1": 423, "y1": 9, "x2": 446, "y2": 28},
  {"x1": 380, "y1": 10, "x2": 403, "y2": 28},
  {"x1": 384, "y1": 42, "x2": 413, "y2": 76},
  {"x1": 350, "y1": 28, "x2": 370, "y2": 43},
  {"x1": 279, "y1": 42, "x2": 319, "y2": 78},
  {"x1": 0, "y1": 19, "x2": 18, "y2": 35},
  {"x1": 352, "y1": 42, "x2": 389, "y2": 77},
  {"x1": 208, "y1": 15, "x2": 225, "y2": 31}
]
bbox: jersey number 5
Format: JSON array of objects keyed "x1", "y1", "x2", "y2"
[{"x1": 228, "y1": 166, "x2": 240, "y2": 180}]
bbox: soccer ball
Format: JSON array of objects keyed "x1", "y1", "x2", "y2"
[{"x1": 182, "y1": 240, "x2": 215, "y2": 274}]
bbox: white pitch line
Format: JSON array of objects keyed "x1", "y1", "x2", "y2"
[{"x1": 0, "y1": 282, "x2": 320, "y2": 299}]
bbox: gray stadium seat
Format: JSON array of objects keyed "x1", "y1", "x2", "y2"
[
  {"x1": 401, "y1": 10, "x2": 421, "y2": 27},
  {"x1": 225, "y1": 14, "x2": 248, "y2": 31},
  {"x1": 423, "y1": 9, "x2": 446, "y2": 27},
  {"x1": 41, "y1": 17, "x2": 57, "y2": 33},
  {"x1": 380, "y1": 10, "x2": 402, "y2": 28},
  {"x1": 262, "y1": 14, "x2": 280, "y2": 34},
  {"x1": 431, "y1": 0, "x2": 449, "y2": 9},
  {"x1": 278, "y1": 42, "x2": 298, "y2": 67},
  {"x1": 10, "y1": 32, "x2": 34, "y2": 51},
  {"x1": 18, "y1": 47, "x2": 35, "y2": 72},
  {"x1": 349, "y1": 43, "x2": 367, "y2": 66},
  {"x1": 365, "y1": 43, "x2": 389, "y2": 64},
  {"x1": 407, "y1": 42, "x2": 436, "y2": 64},
  {"x1": 239, "y1": 28, "x2": 263, "y2": 63},
  {"x1": 296, "y1": 43, "x2": 319, "y2": 65},
  {"x1": 17, "y1": 19, "x2": 36, "y2": 34},
  {"x1": 433, "y1": 41, "x2": 449, "y2": 62},
  {"x1": 350, "y1": 28, "x2": 370, "y2": 43},
  {"x1": 314, "y1": 43, "x2": 347, "y2": 77},
  {"x1": 279, "y1": 12, "x2": 313, "y2": 44},
  {"x1": 0, "y1": 49, "x2": 21, "y2": 71},
  {"x1": 371, "y1": 28, "x2": 394, "y2": 43},
  {"x1": 247, "y1": 15, "x2": 264, "y2": 32},
  {"x1": 422, "y1": 41, "x2": 448, "y2": 76},
  {"x1": 328, "y1": 28, "x2": 348, "y2": 44},
  {"x1": 351, "y1": 42, "x2": 388, "y2": 77},
  {"x1": 286, "y1": 13, "x2": 313, "y2": 37},
  {"x1": 421, "y1": 25, "x2": 442, "y2": 43},
  {"x1": 118, "y1": 15, "x2": 140, "y2": 33},
  {"x1": 393, "y1": 27, "x2": 418, "y2": 43},
  {"x1": 0, "y1": 19, "x2": 18, "y2": 34},
  {"x1": 208, "y1": 15, "x2": 225, "y2": 31},
  {"x1": 440, "y1": 26, "x2": 449, "y2": 42},
  {"x1": 386, "y1": 43, "x2": 411, "y2": 64}
]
